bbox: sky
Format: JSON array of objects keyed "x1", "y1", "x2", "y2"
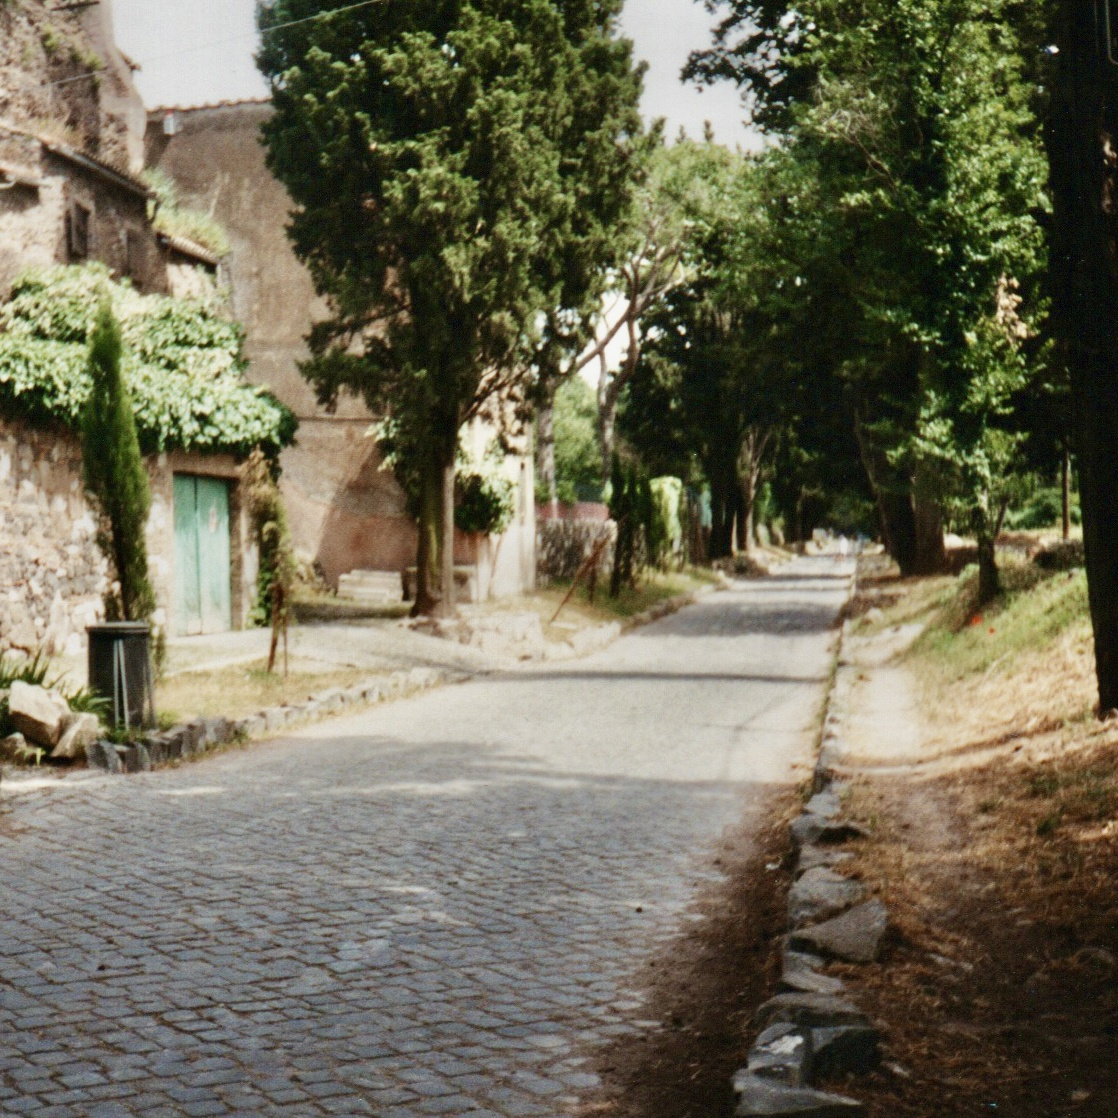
[{"x1": 110, "y1": 0, "x2": 757, "y2": 148}]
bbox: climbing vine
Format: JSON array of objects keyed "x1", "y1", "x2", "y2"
[{"x1": 0, "y1": 265, "x2": 296, "y2": 458}]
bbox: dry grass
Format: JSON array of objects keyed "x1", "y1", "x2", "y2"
[
  {"x1": 475, "y1": 568, "x2": 719, "y2": 645},
  {"x1": 824, "y1": 560, "x2": 1118, "y2": 1116},
  {"x1": 155, "y1": 659, "x2": 379, "y2": 724}
]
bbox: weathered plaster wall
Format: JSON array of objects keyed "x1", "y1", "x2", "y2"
[
  {"x1": 146, "y1": 101, "x2": 536, "y2": 597},
  {"x1": 0, "y1": 0, "x2": 140, "y2": 171},
  {"x1": 0, "y1": 417, "x2": 256, "y2": 660}
]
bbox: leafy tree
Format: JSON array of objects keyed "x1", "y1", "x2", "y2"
[
  {"x1": 545, "y1": 375, "x2": 602, "y2": 504},
  {"x1": 693, "y1": 0, "x2": 1048, "y2": 587},
  {"x1": 257, "y1": 0, "x2": 643, "y2": 615},
  {"x1": 81, "y1": 302, "x2": 157, "y2": 631}
]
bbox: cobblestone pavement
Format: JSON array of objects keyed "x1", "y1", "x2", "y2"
[{"x1": 0, "y1": 559, "x2": 853, "y2": 1117}]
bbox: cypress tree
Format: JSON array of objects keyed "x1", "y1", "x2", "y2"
[{"x1": 82, "y1": 301, "x2": 157, "y2": 628}]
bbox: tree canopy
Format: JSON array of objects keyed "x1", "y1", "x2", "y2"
[{"x1": 257, "y1": 0, "x2": 644, "y2": 613}]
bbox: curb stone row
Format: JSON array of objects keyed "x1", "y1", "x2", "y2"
[
  {"x1": 733, "y1": 606, "x2": 887, "y2": 1117},
  {"x1": 84, "y1": 665, "x2": 462, "y2": 775}
]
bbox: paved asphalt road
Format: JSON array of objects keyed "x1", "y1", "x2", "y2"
[{"x1": 0, "y1": 558, "x2": 853, "y2": 1118}]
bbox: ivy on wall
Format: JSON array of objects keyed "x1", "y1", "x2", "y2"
[{"x1": 0, "y1": 264, "x2": 296, "y2": 458}]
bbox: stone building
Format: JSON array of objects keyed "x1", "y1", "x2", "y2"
[
  {"x1": 0, "y1": 1, "x2": 262, "y2": 655},
  {"x1": 145, "y1": 100, "x2": 536, "y2": 600}
]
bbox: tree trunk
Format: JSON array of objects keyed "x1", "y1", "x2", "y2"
[
  {"x1": 411, "y1": 453, "x2": 441, "y2": 617},
  {"x1": 1049, "y1": 2, "x2": 1118, "y2": 711},
  {"x1": 911, "y1": 497, "x2": 947, "y2": 575},
  {"x1": 709, "y1": 473, "x2": 735, "y2": 560},
  {"x1": 1062, "y1": 449, "x2": 1072, "y2": 541},
  {"x1": 536, "y1": 388, "x2": 557, "y2": 507},
  {"x1": 977, "y1": 533, "x2": 1000, "y2": 604},
  {"x1": 440, "y1": 462, "x2": 456, "y2": 616}
]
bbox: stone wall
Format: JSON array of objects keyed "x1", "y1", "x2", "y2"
[
  {"x1": 0, "y1": 419, "x2": 107, "y2": 658},
  {"x1": 0, "y1": 417, "x2": 256, "y2": 661}
]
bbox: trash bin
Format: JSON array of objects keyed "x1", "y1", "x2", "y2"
[{"x1": 87, "y1": 622, "x2": 156, "y2": 731}]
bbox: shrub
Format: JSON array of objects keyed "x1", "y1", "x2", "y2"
[{"x1": 81, "y1": 301, "x2": 157, "y2": 633}]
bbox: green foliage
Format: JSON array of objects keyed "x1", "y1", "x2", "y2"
[
  {"x1": 257, "y1": 0, "x2": 644, "y2": 610},
  {"x1": 1004, "y1": 486, "x2": 1080, "y2": 531},
  {"x1": 245, "y1": 449, "x2": 296, "y2": 629},
  {"x1": 0, "y1": 265, "x2": 296, "y2": 458},
  {"x1": 82, "y1": 301, "x2": 157, "y2": 628},
  {"x1": 650, "y1": 477, "x2": 684, "y2": 569},
  {"x1": 455, "y1": 466, "x2": 516, "y2": 536},
  {"x1": 551, "y1": 377, "x2": 603, "y2": 503},
  {"x1": 143, "y1": 169, "x2": 231, "y2": 258}
]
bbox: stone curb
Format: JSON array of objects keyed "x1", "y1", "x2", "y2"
[
  {"x1": 85, "y1": 665, "x2": 464, "y2": 776},
  {"x1": 734, "y1": 569, "x2": 884, "y2": 1118}
]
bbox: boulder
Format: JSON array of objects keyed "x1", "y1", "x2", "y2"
[
  {"x1": 0, "y1": 731, "x2": 30, "y2": 761},
  {"x1": 9, "y1": 682, "x2": 70, "y2": 748},
  {"x1": 756, "y1": 992, "x2": 869, "y2": 1032},
  {"x1": 733, "y1": 1072, "x2": 864, "y2": 1116},
  {"x1": 791, "y1": 814, "x2": 869, "y2": 849},
  {"x1": 746, "y1": 1023, "x2": 811, "y2": 1087},
  {"x1": 789, "y1": 868, "x2": 866, "y2": 927},
  {"x1": 790, "y1": 901, "x2": 889, "y2": 965},
  {"x1": 51, "y1": 712, "x2": 102, "y2": 760},
  {"x1": 85, "y1": 739, "x2": 123, "y2": 774},
  {"x1": 809, "y1": 1026, "x2": 881, "y2": 1078}
]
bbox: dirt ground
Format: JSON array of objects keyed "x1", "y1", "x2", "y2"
[
  {"x1": 819, "y1": 563, "x2": 1118, "y2": 1117},
  {"x1": 577, "y1": 794, "x2": 800, "y2": 1118}
]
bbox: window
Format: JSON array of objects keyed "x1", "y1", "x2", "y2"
[
  {"x1": 67, "y1": 201, "x2": 91, "y2": 261},
  {"x1": 124, "y1": 228, "x2": 141, "y2": 282}
]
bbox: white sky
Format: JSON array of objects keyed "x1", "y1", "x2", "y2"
[{"x1": 110, "y1": 0, "x2": 757, "y2": 147}]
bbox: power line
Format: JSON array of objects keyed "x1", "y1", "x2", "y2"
[{"x1": 40, "y1": 0, "x2": 389, "y2": 93}]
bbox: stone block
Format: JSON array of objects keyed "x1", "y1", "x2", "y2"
[
  {"x1": 789, "y1": 901, "x2": 889, "y2": 965},
  {"x1": 125, "y1": 742, "x2": 152, "y2": 773},
  {"x1": 240, "y1": 715, "x2": 266, "y2": 738},
  {"x1": 733, "y1": 1072, "x2": 864, "y2": 1116},
  {"x1": 790, "y1": 814, "x2": 869, "y2": 850},
  {"x1": 808, "y1": 1026, "x2": 880, "y2": 1078},
  {"x1": 789, "y1": 868, "x2": 865, "y2": 927},
  {"x1": 745, "y1": 1023, "x2": 810, "y2": 1087},
  {"x1": 360, "y1": 683, "x2": 383, "y2": 704},
  {"x1": 85, "y1": 739, "x2": 123, "y2": 774},
  {"x1": 51, "y1": 712, "x2": 101, "y2": 761},
  {"x1": 262, "y1": 706, "x2": 287, "y2": 732},
  {"x1": 780, "y1": 951, "x2": 847, "y2": 998},
  {"x1": 803, "y1": 791, "x2": 842, "y2": 819},
  {"x1": 9, "y1": 681, "x2": 69, "y2": 748},
  {"x1": 795, "y1": 846, "x2": 854, "y2": 878},
  {"x1": 756, "y1": 992, "x2": 869, "y2": 1032}
]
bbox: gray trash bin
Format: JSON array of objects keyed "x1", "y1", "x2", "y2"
[{"x1": 87, "y1": 622, "x2": 156, "y2": 731}]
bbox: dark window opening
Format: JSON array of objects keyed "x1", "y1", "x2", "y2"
[{"x1": 67, "y1": 202, "x2": 91, "y2": 261}]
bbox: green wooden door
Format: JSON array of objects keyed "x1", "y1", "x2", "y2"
[{"x1": 173, "y1": 474, "x2": 232, "y2": 636}]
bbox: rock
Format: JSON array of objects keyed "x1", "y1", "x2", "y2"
[
  {"x1": 756, "y1": 992, "x2": 869, "y2": 1032},
  {"x1": 51, "y1": 712, "x2": 102, "y2": 760},
  {"x1": 795, "y1": 846, "x2": 855, "y2": 877},
  {"x1": 199, "y1": 716, "x2": 230, "y2": 747},
  {"x1": 85, "y1": 740, "x2": 123, "y2": 774},
  {"x1": 0, "y1": 731, "x2": 30, "y2": 761},
  {"x1": 804, "y1": 791, "x2": 842, "y2": 819},
  {"x1": 746, "y1": 1023, "x2": 811, "y2": 1087},
  {"x1": 781, "y1": 952, "x2": 847, "y2": 997},
  {"x1": 789, "y1": 868, "x2": 866, "y2": 927},
  {"x1": 262, "y1": 706, "x2": 287, "y2": 732},
  {"x1": 361, "y1": 684, "x2": 383, "y2": 704},
  {"x1": 125, "y1": 741, "x2": 152, "y2": 773},
  {"x1": 9, "y1": 681, "x2": 69, "y2": 748},
  {"x1": 733, "y1": 1072, "x2": 864, "y2": 1116},
  {"x1": 790, "y1": 900, "x2": 889, "y2": 965},
  {"x1": 809, "y1": 1026, "x2": 880, "y2": 1078},
  {"x1": 790, "y1": 814, "x2": 869, "y2": 849},
  {"x1": 240, "y1": 714, "x2": 266, "y2": 738}
]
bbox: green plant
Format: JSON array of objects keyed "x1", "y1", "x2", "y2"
[
  {"x1": 0, "y1": 265, "x2": 295, "y2": 458},
  {"x1": 455, "y1": 458, "x2": 516, "y2": 536},
  {"x1": 39, "y1": 24, "x2": 60, "y2": 53},
  {"x1": 143, "y1": 169, "x2": 231, "y2": 258},
  {"x1": 81, "y1": 301, "x2": 157, "y2": 637},
  {"x1": 244, "y1": 448, "x2": 296, "y2": 673}
]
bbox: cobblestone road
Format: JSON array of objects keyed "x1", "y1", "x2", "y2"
[{"x1": 0, "y1": 560, "x2": 852, "y2": 1118}]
